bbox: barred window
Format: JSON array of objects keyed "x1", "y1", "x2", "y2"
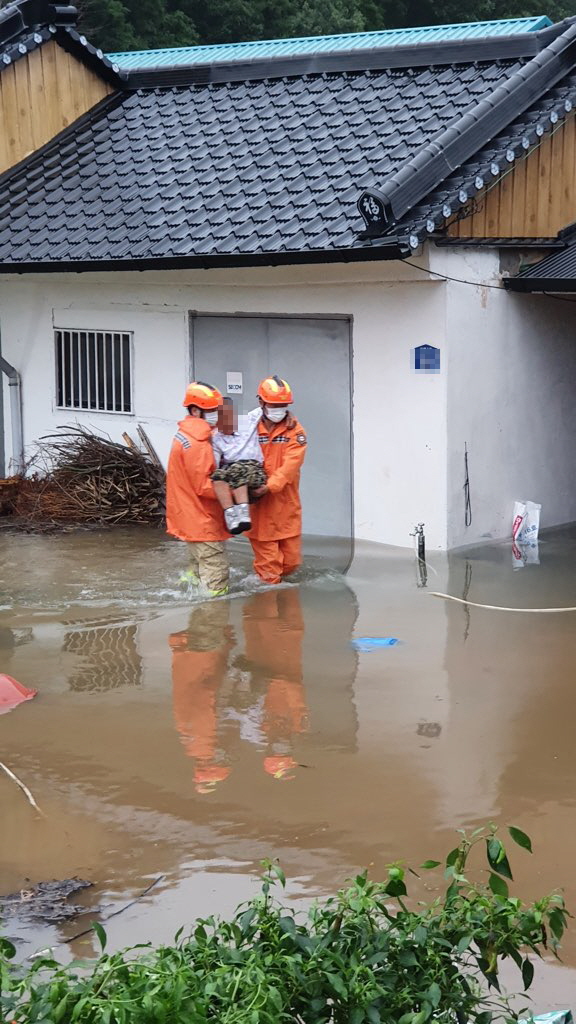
[{"x1": 55, "y1": 329, "x2": 133, "y2": 413}]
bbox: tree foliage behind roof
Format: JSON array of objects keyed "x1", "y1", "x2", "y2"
[
  {"x1": 1, "y1": 0, "x2": 575, "y2": 65},
  {"x1": 65, "y1": 0, "x2": 573, "y2": 52}
]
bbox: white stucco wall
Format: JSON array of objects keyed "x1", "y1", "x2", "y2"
[
  {"x1": 3, "y1": 249, "x2": 576, "y2": 550},
  {"x1": 433, "y1": 247, "x2": 576, "y2": 548},
  {"x1": 0, "y1": 262, "x2": 448, "y2": 549}
]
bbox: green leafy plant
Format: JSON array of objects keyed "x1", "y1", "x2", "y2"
[{"x1": 0, "y1": 826, "x2": 569, "y2": 1024}]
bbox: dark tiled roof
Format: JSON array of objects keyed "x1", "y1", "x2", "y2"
[
  {"x1": 1, "y1": 12, "x2": 576, "y2": 269},
  {"x1": 0, "y1": 58, "x2": 534, "y2": 268}
]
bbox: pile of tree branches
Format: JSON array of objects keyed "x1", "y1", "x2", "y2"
[{"x1": 2, "y1": 427, "x2": 165, "y2": 531}]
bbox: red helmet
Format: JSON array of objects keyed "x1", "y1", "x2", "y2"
[
  {"x1": 257, "y1": 376, "x2": 293, "y2": 405},
  {"x1": 182, "y1": 381, "x2": 223, "y2": 410}
]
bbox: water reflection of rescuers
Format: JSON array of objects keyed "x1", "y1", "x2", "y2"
[
  {"x1": 169, "y1": 591, "x2": 309, "y2": 792},
  {"x1": 169, "y1": 601, "x2": 234, "y2": 794},
  {"x1": 242, "y1": 589, "x2": 309, "y2": 781},
  {"x1": 166, "y1": 376, "x2": 307, "y2": 591}
]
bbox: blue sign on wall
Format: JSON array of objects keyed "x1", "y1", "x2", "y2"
[{"x1": 412, "y1": 344, "x2": 441, "y2": 374}]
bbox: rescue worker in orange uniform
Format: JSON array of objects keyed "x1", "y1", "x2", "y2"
[
  {"x1": 241, "y1": 589, "x2": 308, "y2": 780},
  {"x1": 169, "y1": 601, "x2": 234, "y2": 795},
  {"x1": 249, "y1": 376, "x2": 307, "y2": 585},
  {"x1": 166, "y1": 382, "x2": 229, "y2": 596}
]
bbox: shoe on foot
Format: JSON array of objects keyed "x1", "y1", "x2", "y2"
[
  {"x1": 235, "y1": 502, "x2": 252, "y2": 533},
  {"x1": 224, "y1": 506, "x2": 242, "y2": 535},
  {"x1": 179, "y1": 569, "x2": 200, "y2": 586},
  {"x1": 207, "y1": 585, "x2": 230, "y2": 597}
]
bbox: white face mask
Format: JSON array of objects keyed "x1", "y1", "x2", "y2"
[
  {"x1": 265, "y1": 405, "x2": 288, "y2": 423},
  {"x1": 204, "y1": 410, "x2": 219, "y2": 427}
]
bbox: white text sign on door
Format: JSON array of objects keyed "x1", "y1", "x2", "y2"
[{"x1": 226, "y1": 371, "x2": 243, "y2": 394}]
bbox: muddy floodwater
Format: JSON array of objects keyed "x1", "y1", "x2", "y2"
[{"x1": 2, "y1": 526, "x2": 576, "y2": 1010}]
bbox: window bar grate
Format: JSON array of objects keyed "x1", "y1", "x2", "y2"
[
  {"x1": 55, "y1": 329, "x2": 132, "y2": 414},
  {"x1": 119, "y1": 332, "x2": 125, "y2": 413}
]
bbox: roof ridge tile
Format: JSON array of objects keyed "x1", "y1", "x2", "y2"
[{"x1": 359, "y1": 22, "x2": 576, "y2": 234}]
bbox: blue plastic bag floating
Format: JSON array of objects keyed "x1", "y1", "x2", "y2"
[
  {"x1": 527, "y1": 1014, "x2": 573, "y2": 1024},
  {"x1": 352, "y1": 637, "x2": 400, "y2": 651}
]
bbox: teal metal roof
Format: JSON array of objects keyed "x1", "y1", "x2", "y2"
[{"x1": 109, "y1": 16, "x2": 552, "y2": 69}]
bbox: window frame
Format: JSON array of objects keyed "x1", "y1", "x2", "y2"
[{"x1": 54, "y1": 327, "x2": 134, "y2": 416}]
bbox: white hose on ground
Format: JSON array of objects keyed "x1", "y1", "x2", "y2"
[
  {"x1": 429, "y1": 592, "x2": 576, "y2": 613},
  {"x1": 0, "y1": 760, "x2": 45, "y2": 816}
]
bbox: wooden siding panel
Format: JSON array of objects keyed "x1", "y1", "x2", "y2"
[
  {"x1": 28, "y1": 43, "x2": 49, "y2": 149},
  {"x1": 447, "y1": 114, "x2": 576, "y2": 239},
  {"x1": 471, "y1": 200, "x2": 487, "y2": 236},
  {"x1": 562, "y1": 113, "x2": 576, "y2": 226},
  {"x1": 483, "y1": 182, "x2": 501, "y2": 235},
  {"x1": 498, "y1": 165, "x2": 514, "y2": 235},
  {"x1": 468, "y1": 195, "x2": 486, "y2": 236},
  {"x1": 40, "y1": 42, "x2": 64, "y2": 141},
  {"x1": 0, "y1": 41, "x2": 113, "y2": 174},
  {"x1": 61, "y1": 49, "x2": 85, "y2": 124},
  {"x1": 484, "y1": 185, "x2": 498, "y2": 236},
  {"x1": 524, "y1": 143, "x2": 540, "y2": 237},
  {"x1": 549, "y1": 125, "x2": 566, "y2": 233},
  {"x1": 535, "y1": 133, "x2": 552, "y2": 235},
  {"x1": 1, "y1": 65, "x2": 24, "y2": 170},
  {"x1": 448, "y1": 211, "x2": 462, "y2": 237},
  {"x1": 510, "y1": 150, "x2": 528, "y2": 233}
]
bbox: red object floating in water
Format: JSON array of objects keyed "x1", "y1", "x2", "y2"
[{"x1": 0, "y1": 674, "x2": 37, "y2": 715}]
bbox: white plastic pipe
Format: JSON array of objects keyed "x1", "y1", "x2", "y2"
[
  {"x1": 430, "y1": 593, "x2": 576, "y2": 613},
  {"x1": 0, "y1": 352, "x2": 24, "y2": 475}
]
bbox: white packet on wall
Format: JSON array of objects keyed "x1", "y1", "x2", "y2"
[
  {"x1": 512, "y1": 500, "x2": 526, "y2": 542},
  {"x1": 512, "y1": 500, "x2": 541, "y2": 543}
]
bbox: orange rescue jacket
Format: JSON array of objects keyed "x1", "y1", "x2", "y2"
[
  {"x1": 249, "y1": 415, "x2": 307, "y2": 541},
  {"x1": 166, "y1": 417, "x2": 228, "y2": 543}
]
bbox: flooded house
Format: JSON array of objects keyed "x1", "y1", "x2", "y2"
[
  {"x1": 2, "y1": 1, "x2": 576, "y2": 550},
  {"x1": 3, "y1": 5, "x2": 576, "y2": 990}
]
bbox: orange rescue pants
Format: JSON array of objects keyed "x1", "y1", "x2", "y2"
[{"x1": 251, "y1": 536, "x2": 302, "y2": 585}]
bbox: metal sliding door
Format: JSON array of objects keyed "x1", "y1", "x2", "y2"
[{"x1": 191, "y1": 314, "x2": 352, "y2": 543}]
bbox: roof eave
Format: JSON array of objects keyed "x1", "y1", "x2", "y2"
[
  {"x1": 504, "y1": 276, "x2": 576, "y2": 292},
  {"x1": 0, "y1": 241, "x2": 410, "y2": 274},
  {"x1": 0, "y1": 23, "x2": 126, "y2": 88},
  {"x1": 54, "y1": 26, "x2": 128, "y2": 86}
]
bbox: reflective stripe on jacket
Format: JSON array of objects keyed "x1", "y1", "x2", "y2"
[{"x1": 166, "y1": 416, "x2": 228, "y2": 543}]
